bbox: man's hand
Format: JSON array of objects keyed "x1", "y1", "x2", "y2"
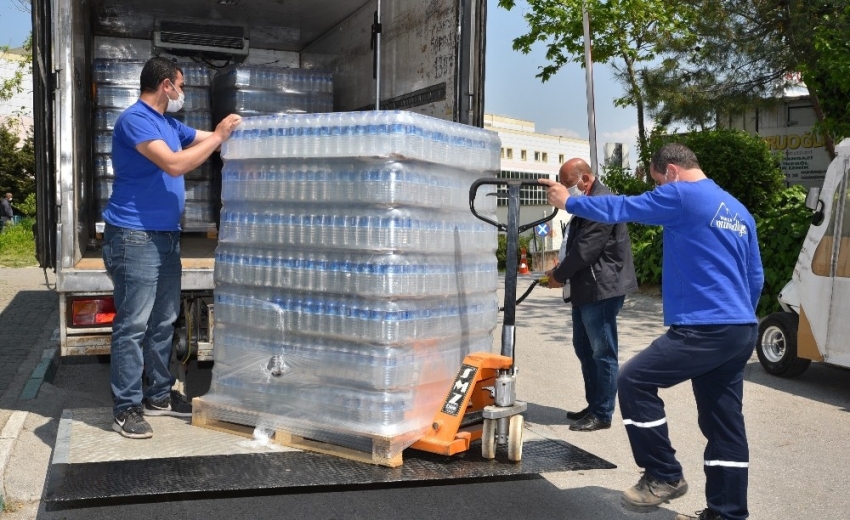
[
  {"x1": 215, "y1": 114, "x2": 243, "y2": 142},
  {"x1": 543, "y1": 267, "x2": 564, "y2": 289},
  {"x1": 539, "y1": 178, "x2": 569, "y2": 210}
]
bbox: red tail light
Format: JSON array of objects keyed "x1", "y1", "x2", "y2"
[{"x1": 70, "y1": 298, "x2": 116, "y2": 326}]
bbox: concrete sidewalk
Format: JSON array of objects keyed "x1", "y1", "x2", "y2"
[{"x1": 0, "y1": 267, "x2": 60, "y2": 511}]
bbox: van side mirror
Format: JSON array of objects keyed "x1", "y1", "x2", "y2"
[
  {"x1": 806, "y1": 187, "x2": 825, "y2": 226},
  {"x1": 805, "y1": 187, "x2": 821, "y2": 210}
]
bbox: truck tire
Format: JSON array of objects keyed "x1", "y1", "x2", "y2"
[{"x1": 756, "y1": 312, "x2": 811, "y2": 377}]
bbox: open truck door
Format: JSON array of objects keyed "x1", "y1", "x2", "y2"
[
  {"x1": 757, "y1": 140, "x2": 850, "y2": 376},
  {"x1": 33, "y1": 0, "x2": 56, "y2": 271}
]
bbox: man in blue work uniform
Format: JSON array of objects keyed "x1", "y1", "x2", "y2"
[
  {"x1": 103, "y1": 57, "x2": 242, "y2": 439},
  {"x1": 540, "y1": 143, "x2": 763, "y2": 520}
]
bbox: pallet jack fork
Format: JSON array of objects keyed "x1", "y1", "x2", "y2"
[{"x1": 411, "y1": 179, "x2": 557, "y2": 462}]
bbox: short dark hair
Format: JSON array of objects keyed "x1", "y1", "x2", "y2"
[
  {"x1": 139, "y1": 57, "x2": 183, "y2": 93},
  {"x1": 650, "y1": 143, "x2": 701, "y2": 174}
]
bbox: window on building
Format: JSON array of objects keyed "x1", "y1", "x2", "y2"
[
  {"x1": 534, "y1": 151, "x2": 542, "y2": 162},
  {"x1": 495, "y1": 171, "x2": 550, "y2": 206},
  {"x1": 506, "y1": 148, "x2": 513, "y2": 159},
  {"x1": 500, "y1": 147, "x2": 505, "y2": 159},
  {"x1": 542, "y1": 152, "x2": 548, "y2": 162},
  {"x1": 559, "y1": 154, "x2": 565, "y2": 164},
  {"x1": 520, "y1": 150, "x2": 527, "y2": 161}
]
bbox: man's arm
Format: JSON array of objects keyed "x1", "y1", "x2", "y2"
[
  {"x1": 748, "y1": 228, "x2": 765, "y2": 312},
  {"x1": 135, "y1": 114, "x2": 241, "y2": 177}
]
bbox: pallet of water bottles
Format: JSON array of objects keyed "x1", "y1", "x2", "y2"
[
  {"x1": 220, "y1": 110, "x2": 502, "y2": 170},
  {"x1": 212, "y1": 65, "x2": 334, "y2": 120}
]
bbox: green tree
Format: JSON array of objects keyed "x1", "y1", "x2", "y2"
[
  {"x1": 0, "y1": 123, "x2": 36, "y2": 210},
  {"x1": 497, "y1": 0, "x2": 697, "y2": 170},
  {"x1": 642, "y1": 0, "x2": 849, "y2": 157}
]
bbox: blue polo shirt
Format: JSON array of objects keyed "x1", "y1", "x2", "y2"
[{"x1": 102, "y1": 100, "x2": 196, "y2": 231}]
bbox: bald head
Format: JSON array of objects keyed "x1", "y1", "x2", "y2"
[{"x1": 558, "y1": 158, "x2": 594, "y2": 193}]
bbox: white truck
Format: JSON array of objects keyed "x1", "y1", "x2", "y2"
[
  {"x1": 757, "y1": 138, "x2": 850, "y2": 376},
  {"x1": 32, "y1": 0, "x2": 487, "y2": 360}
]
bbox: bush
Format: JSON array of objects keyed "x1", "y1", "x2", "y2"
[
  {"x1": 755, "y1": 186, "x2": 811, "y2": 316},
  {"x1": 496, "y1": 233, "x2": 534, "y2": 272},
  {"x1": 0, "y1": 217, "x2": 37, "y2": 267}
]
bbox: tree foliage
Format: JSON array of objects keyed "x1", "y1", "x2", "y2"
[
  {"x1": 0, "y1": 123, "x2": 36, "y2": 210},
  {"x1": 497, "y1": 0, "x2": 697, "y2": 170},
  {"x1": 642, "y1": 0, "x2": 850, "y2": 157}
]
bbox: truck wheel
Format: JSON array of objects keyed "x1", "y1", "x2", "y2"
[{"x1": 757, "y1": 312, "x2": 811, "y2": 377}]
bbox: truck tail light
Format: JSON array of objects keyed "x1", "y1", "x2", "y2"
[{"x1": 70, "y1": 297, "x2": 116, "y2": 326}]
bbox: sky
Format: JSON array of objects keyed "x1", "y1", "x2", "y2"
[{"x1": 0, "y1": 0, "x2": 641, "y2": 163}]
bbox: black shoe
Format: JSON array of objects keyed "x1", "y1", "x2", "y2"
[
  {"x1": 144, "y1": 391, "x2": 193, "y2": 418},
  {"x1": 569, "y1": 414, "x2": 611, "y2": 432},
  {"x1": 675, "y1": 509, "x2": 724, "y2": 520},
  {"x1": 113, "y1": 407, "x2": 153, "y2": 439},
  {"x1": 566, "y1": 407, "x2": 590, "y2": 420}
]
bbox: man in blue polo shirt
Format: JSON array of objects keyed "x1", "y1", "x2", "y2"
[
  {"x1": 103, "y1": 56, "x2": 242, "y2": 439},
  {"x1": 540, "y1": 143, "x2": 763, "y2": 520}
]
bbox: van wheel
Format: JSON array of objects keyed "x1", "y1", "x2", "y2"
[{"x1": 756, "y1": 312, "x2": 811, "y2": 377}]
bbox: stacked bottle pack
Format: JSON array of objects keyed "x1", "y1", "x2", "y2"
[
  {"x1": 91, "y1": 59, "x2": 215, "y2": 231},
  {"x1": 212, "y1": 66, "x2": 334, "y2": 123},
  {"x1": 203, "y1": 111, "x2": 501, "y2": 459}
]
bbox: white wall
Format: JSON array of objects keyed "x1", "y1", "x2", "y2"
[{"x1": 0, "y1": 50, "x2": 33, "y2": 140}]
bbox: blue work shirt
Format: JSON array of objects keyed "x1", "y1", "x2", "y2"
[
  {"x1": 103, "y1": 100, "x2": 196, "y2": 231},
  {"x1": 566, "y1": 179, "x2": 764, "y2": 326}
]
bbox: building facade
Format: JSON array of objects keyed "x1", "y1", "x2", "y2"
[
  {"x1": 721, "y1": 81, "x2": 830, "y2": 190},
  {"x1": 0, "y1": 47, "x2": 34, "y2": 140},
  {"x1": 484, "y1": 114, "x2": 590, "y2": 257}
]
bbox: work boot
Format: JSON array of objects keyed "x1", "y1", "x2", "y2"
[
  {"x1": 622, "y1": 471, "x2": 688, "y2": 508},
  {"x1": 675, "y1": 509, "x2": 724, "y2": 520}
]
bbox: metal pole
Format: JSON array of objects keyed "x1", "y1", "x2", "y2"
[
  {"x1": 375, "y1": 0, "x2": 382, "y2": 110},
  {"x1": 582, "y1": 2, "x2": 599, "y2": 175}
]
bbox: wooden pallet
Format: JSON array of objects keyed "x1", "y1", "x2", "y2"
[{"x1": 191, "y1": 396, "x2": 404, "y2": 468}]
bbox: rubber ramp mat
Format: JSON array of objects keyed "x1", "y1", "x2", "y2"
[{"x1": 45, "y1": 438, "x2": 615, "y2": 509}]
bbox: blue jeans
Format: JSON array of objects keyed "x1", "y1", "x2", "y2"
[
  {"x1": 102, "y1": 223, "x2": 181, "y2": 417},
  {"x1": 571, "y1": 295, "x2": 624, "y2": 423}
]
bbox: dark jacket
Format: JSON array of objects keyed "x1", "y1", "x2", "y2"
[{"x1": 552, "y1": 180, "x2": 637, "y2": 306}]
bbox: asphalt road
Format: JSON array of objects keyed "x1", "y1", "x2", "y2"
[{"x1": 1, "y1": 267, "x2": 849, "y2": 519}]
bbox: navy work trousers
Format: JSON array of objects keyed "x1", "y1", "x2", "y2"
[{"x1": 618, "y1": 324, "x2": 757, "y2": 520}]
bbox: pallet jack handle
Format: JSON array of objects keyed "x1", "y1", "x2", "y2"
[{"x1": 469, "y1": 179, "x2": 558, "y2": 362}]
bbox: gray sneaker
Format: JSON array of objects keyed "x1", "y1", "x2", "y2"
[
  {"x1": 622, "y1": 472, "x2": 688, "y2": 508},
  {"x1": 113, "y1": 407, "x2": 153, "y2": 439}
]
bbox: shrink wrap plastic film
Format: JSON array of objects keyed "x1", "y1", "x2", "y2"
[
  {"x1": 92, "y1": 58, "x2": 215, "y2": 230},
  {"x1": 202, "y1": 111, "x2": 502, "y2": 459}
]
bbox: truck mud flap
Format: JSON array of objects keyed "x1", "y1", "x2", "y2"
[{"x1": 45, "y1": 408, "x2": 615, "y2": 509}]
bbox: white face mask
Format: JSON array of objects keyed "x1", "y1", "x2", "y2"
[
  {"x1": 568, "y1": 185, "x2": 583, "y2": 198},
  {"x1": 166, "y1": 80, "x2": 185, "y2": 113}
]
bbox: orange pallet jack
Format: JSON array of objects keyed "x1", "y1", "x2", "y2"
[{"x1": 411, "y1": 179, "x2": 557, "y2": 462}]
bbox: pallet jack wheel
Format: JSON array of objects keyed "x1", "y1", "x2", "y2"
[
  {"x1": 481, "y1": 418, "x2": 496, "y2": 459},
  {"x1": 508, "y1": 414, "x2": 524, "y2": 462}
]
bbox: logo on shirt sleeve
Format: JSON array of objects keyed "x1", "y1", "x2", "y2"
[{"x1": 711, "y1": 203, "x2": 748, "y2": 237}]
